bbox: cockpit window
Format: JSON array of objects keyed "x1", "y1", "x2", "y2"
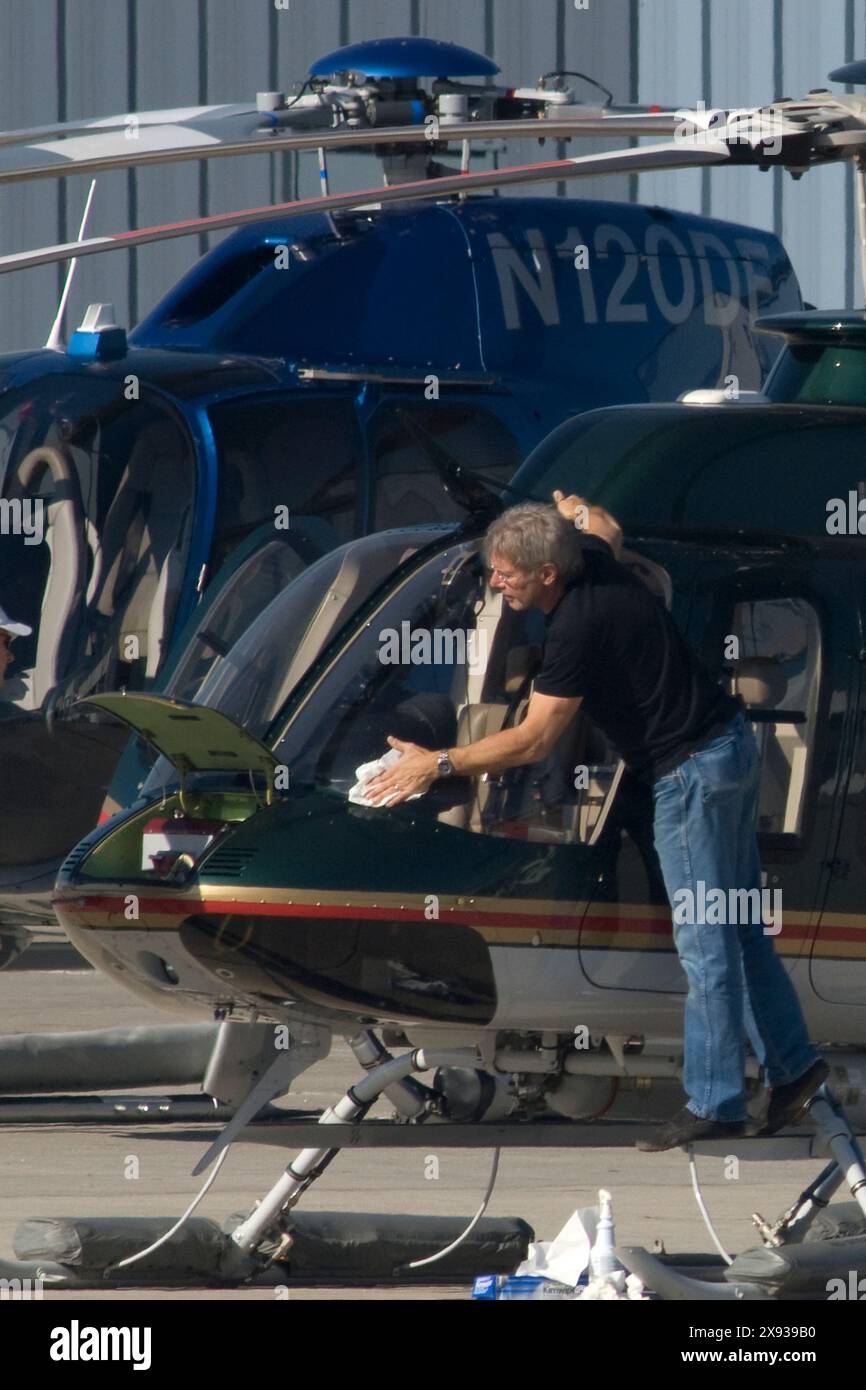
[
  {"x1": 726, "y1": 595, "x2": 822, "y2": 838},
  {"x1": 207, "y1": 395, "x2": 363, "y2": 566},
  {"x1": 0, "y1": 375, "x2": 195, "y2": 714},
  {"x1": 370, "y1": 402, "x2": 522, "y2": 530}
]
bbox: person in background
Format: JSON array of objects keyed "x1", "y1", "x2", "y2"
[{"x1": 0, "y1": 605, "x2": 32, "y2": 686}]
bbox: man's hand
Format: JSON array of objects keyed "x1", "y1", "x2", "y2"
[
  {"x1": 364, "y1": 738, "x2": 439, "y2": 807},
  {"x1": 552, "y1": 490, "x2": 623, "y2": 560}
]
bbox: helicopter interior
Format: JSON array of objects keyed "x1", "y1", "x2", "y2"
[
  {"x1": 0, "y1": 377, "x2": 195, "y2": 715},
  {"x1": 266, "y1": 539, "x2": 672, "y2": 847}
]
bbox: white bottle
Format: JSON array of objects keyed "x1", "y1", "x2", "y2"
[{"x1": 589, "y1": 1188, "x2": 621, "y2": 1279}]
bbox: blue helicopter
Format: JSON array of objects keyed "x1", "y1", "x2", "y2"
[{"x1": 0, "y1": 37, "x2": 802, "y2": 955}]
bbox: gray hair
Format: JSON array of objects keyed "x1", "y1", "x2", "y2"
[{"x1": 482, "y1": 502, "x2": 584, "y2": 582}]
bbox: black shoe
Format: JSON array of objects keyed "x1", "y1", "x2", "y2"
[
  {"x1": 753, "y1": 1059, "x2": 830, "y2": 1137},
  {"x1": 636, "y1": 1106, "x2": 745, "y2": 1152}
]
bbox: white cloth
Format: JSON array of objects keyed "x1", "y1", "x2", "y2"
[
  {"x1": 348, "y1": 747, "x2": 424, "y2": 807},
  {"x1": 515, "y1": 1208, "x2": 594, "y2": 1287}
]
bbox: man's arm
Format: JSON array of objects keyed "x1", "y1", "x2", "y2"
[
  {"x1": 365, "y1": 691, "x2": 583, "y2": 805},
  {"x1": 449, "y1": 691, "x2": 583, "y2": 776}
]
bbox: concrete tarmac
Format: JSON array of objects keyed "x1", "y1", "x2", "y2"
[{"x1": 0, "y1": 958, "x2": 834, "y2": 1301}]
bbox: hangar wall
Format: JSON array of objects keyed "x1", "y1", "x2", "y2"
[{"x1": 0, "y1": 0, "x2": 857, "y2": 352}]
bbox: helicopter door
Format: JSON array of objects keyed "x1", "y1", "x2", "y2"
[{"x1": 574, "y1": 548, "x2": 727, "y2": 995}]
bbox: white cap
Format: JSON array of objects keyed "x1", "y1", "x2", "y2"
[{"x1": 0, "y1": 605, "x2": 32, "y2": 638}]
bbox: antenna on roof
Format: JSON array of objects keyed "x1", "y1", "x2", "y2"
[{"x1": 45, "y1": 179, "x2": 97, "y2": 350}]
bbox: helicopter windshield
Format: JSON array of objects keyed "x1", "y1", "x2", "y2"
[
  {"x1": 0, "y1": 374, "x2": 195, "y2": 714},
  {"x1": 138, "y1": 526, "x2": 453, "y2": 799},
  {"x1": 178, "y1": 527, "x2": 452, "y2": 730}
]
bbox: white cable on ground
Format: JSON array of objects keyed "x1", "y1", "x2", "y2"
[
  {"x1": 687, "y1": 1149, "x2": 733, "y2": 1265},
  {"x1": 405, "y1": 1147, "x2": 501, "y2": 1270},
  {"x1": 110, "y1": 1145, "x2": 232, "y2": 1271}
]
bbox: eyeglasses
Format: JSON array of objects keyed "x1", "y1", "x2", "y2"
[{"x1": 487, "y1": 565, "x2": 536, "y2": 583}]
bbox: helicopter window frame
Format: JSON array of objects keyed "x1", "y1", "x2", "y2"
[
  {"x1": 164, "y1": 533, "x2": 311, "y2": 705},
  {"x1": 721, "y1": 591, "x2": 824, "y2": 846}
]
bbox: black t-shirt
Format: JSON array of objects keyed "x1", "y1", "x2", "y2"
[{"x1": 534, "y1": 537, "x2": 739, "y2": 781}]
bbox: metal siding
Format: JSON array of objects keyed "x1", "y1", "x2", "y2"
[
  {"x1": 705, "y1": 0, "x2": 775, "y2": 241},
  {"x1": 59, "y1": 0, "x2": 133, "y2": 329},
  {"x1": 635, "y1": 0, "x2": 704, "y2": 217},
  {"x1": 91, "y1": 0, "x2": 203, "y2": 329},
  {"x1": 344, "y1": 0, "x2": 414, "y2": 39},
  {"x1": 0, "y1": 0, "x2": 61, "y2": 349},
  {"x1": 203, "y1": 0, "x2": 275, "y2": 265},
  {"x1": 416, "y1": 0, "x2": 487, "y2": 50},
  {"x1": 559, "y1": 0, "x2": 633, "y2": 204},
  {"x1": 777, "y1": 0, "x2": 849, "y2": 308},
  {"x1": 635, "y1": 0, "x2": 859, "y2": 310}
]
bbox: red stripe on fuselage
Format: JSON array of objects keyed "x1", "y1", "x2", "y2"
[{"x1": 64, "y1": 895, "x2": 831, "y2": 942}]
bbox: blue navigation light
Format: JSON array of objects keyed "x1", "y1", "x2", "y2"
[
  {"x1": 309, "y1": 37, "x2": 499, "y2": 80},
  {"x1": 68, "y1": 304, "x2": 128, "y2": 360}
]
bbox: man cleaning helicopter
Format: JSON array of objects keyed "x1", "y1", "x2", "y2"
[{"x1": 365, "y1": 493, "x2": 829, "y2": 1150}]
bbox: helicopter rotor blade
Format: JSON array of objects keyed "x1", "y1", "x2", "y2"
[
  {"x1": 0, "y1": 138, "x2": 732, "y2": 277},
  {"x1": 0, "y1": 104, "x2": 254, "y2": 151},
  {"x1": 0, "y1": 110, "x2": 683, "y2": 186}
]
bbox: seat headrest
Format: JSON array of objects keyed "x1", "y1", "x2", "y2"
[{"x1": 731, "y1": 657, "x2": 788, "y2": 709}]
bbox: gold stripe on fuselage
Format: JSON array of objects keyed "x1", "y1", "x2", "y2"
[{"x1": 53, "y1": 883, "x2": 858, "y2": 957}]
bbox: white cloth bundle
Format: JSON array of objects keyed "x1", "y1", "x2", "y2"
[{"x1": 348, "y1": 747, "x2": 424, "y2": 807}]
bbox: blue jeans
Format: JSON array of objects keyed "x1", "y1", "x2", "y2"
[{"x1": 652, "y1": 712, "x2": 819, "y2": 1121}]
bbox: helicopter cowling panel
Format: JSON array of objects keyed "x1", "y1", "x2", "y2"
[{"x1": 79, "y1": 693, "x2": 277, "y2": 781}]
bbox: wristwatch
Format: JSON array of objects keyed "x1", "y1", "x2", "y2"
[{"x1": 437, "y1": 749, "x2": 455, "y2": 778}]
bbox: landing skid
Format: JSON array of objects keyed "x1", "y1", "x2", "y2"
[
  {"x1": 5, "y1": 1049, "x2": 866, "y2": 1297},
  {"x1": 613, "y1": 1086, "x2": 866, "y2": 1300}
]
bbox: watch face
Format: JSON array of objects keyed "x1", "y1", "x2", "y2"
[{"x1": 438, "y1": 752, "x2": 453, "y2": 776}]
